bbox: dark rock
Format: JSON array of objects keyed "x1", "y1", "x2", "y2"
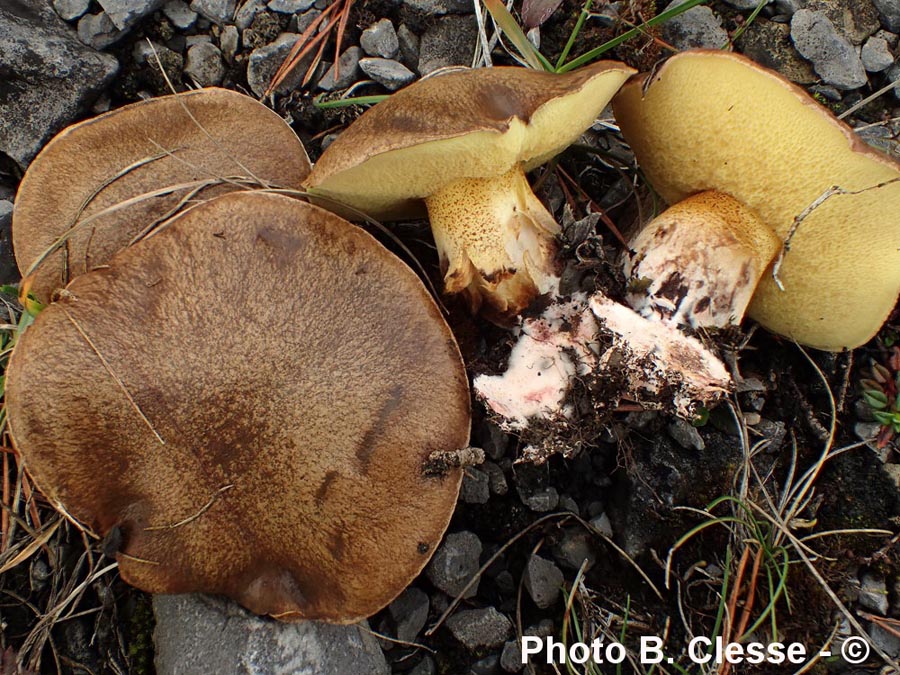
[
  {"x1": 791, "y1": 9, "x2": 868, "y2": 89},
  {"x1": 446, "y1": 607, "x2": 513, "y2": 650},
  {"x1": 410, "y1": 656, "x2": 437, "y2": 675},
  {"x1": 1, "y1": 1, "x2": 118, "y2": 167},
  {"x1": 97, "y1": 0, "x2": 165, "y2": 31},
  {"x1": 402, "y1": 0, "x2": 474, "y2": 14},
  {"x1": 553, "y1": 527, "x2": 597, "y2": 571},
  {"x1": 806, "y1": 0, "x2": 882, "y2": 44},
  {"x1": 482, "y1": 461, "x2": 508, "y2": 496},
  {"x1": 247, "y1": 33, "x2": 308, "y2": 96},
  {"x1": 53, "y1": 0, "x2": 90, "y2": 22},
  {"x1": 77, "y1": 11, "x2": 127, "y2": 48},
  {"x1": 426, "y1": 530, "x2": 482, "y2": 598},
  {"x1": 500, "y1": 640, "x2": 524, "y2": 672},
  {"x1": 361, "y1": 18, "x2": 399, "y2": 58},
  {"x1": 472, "y1": 654, "x2": 501, "y2": 674},
  {"x1": 184, "y1": 42, "x2": 225, "y2": 85},
  {"x1": 268, "y1": 0, "x2": 316, "y2": 13},
  {"x1": 668, "y1": 418, "x2": 705, "y2": 451},
  {"x1": 190, "y1": 0, "x2": 236, "y2": 25},
  {"x1": 235, "y1": 0, "x2": 266, "y2": 29},
  {"x1": 735, "y1": 19, "x2": 818, "y2": 83},
  {"x1": 154, "y1": 594, "x2": 388, "y2": 674},
  {"x1": 317, "y1": 46, "x2": 362, "y2": 91},
  {"x1": 163, "y1": 0, "x2": 198, "y2": 29},
  {"x1": 397, "y1": 23, "x2": 420, "y2": 71},
  {"x1": 862, "y1": 35, "x2": 895, "y2": 70},
  {"x1": 0, "y1": 201, "x2": 17, "y2": 285},
  {"x1": 389, "y1": 587, "x2": 430, "y2": 643},
  {"x1": 359, "y1": 57, "x2": 416, "y2": 90},
  {"x1": 418, "y1": 14, "x2": 478, "y2": 75},
  {"x1": 523, "y1": 554, "x2": 564, "y2": 608},
  {"x1": 874, "y1": 0, "x2": 900, "y2": 31},
  {"x1": 242, "y1": 11, "x2": 282, "y2": 50},
  {"x1": 219, "y1": 23, "x2": 239, "y2": 61},
  {"x1": 723, "y1": 0, "x2": 765, "y2": 9},
  {"x1": 661, "y1": 0, "x2": 728, "y2": 49},
  {"x1": 461, "y1": 466, "x2": 491, "y2": 504}
]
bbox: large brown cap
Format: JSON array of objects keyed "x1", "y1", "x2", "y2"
[
  {"x1": 613, "y1": 50, "x2": 900, "y2": 350},
  {"x1": 6, "y1": 191, "x2": 470, "y2": 622},
  {"x1": 305, "y1": 62, "x2": 635, "y2": 219},
  {"x1": 14, "y1": 88, "x2": 311, "y2": 304}
]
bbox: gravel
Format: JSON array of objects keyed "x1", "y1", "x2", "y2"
[
  {"x1": 361, "y1": 18, "x2": 399, "y2": 59},
  {"x1": 268, "y1": 0, "x2": 317, "y2": 12},
  {"x1": 661, "y1": 0, "x2": 729, "y2": 49},
  {"x1": 163, "y1": 0, "x2": 199, "y2": 29},
  {"x1": 184, "y1": 42, "x2": 225, "y2": 85},
  {"x1": 668, "y1": 418, "x2": 705, "y2": 451},
  {"x1": 388, "y1": 587, "x2": 430, "y2": 643},
  {"x1": 445, "y1": 607, "x2": 513, "y2": 650},
  {"x1": 460, "y1": 466, "x2": 490, "y2": 503},
  {"x1": 53, "y1": 0, "x2": 91, "y2": 22},
  {"x1": 874, "y1": 0, "x2": 900, "y2": 31},
  {"x1": 219, "y1": 23, "x2": 240, "y2": 61},
  {"x1": 859, "y1": 573, "x2": 890, "y2": 614},
  {"x1": 736, "y1": 19, "x2": 817, "y2": 83},
  {"x1": 523, "y1": 554, "x2": 564, "y2": 608},
  {"x1": 791, "y1": 9, "x2": 869, "y2": 89},
  {"x1": 77, "y1": 12, "x2": 127, "y2": 49},
  {"x1": 553, "y1": 527, "x2": 598, "y2": 571},
  {"x1": 235, "y1": 0, "x2": 267, "y2": 29},
  {"x1": 401, "y1": 0, "x2": 474, "y2": 14},
  {"x1": 359, "y1": 57, "x2": 416, "y2": 90},
  {"x1": 247, "y1": 32, "x2": 308, "y2": 96},
  {"x1": 426, "y1": 530, "x2": 482, "y2": 598},
  {"x1": 397, "y1": 23, "x2": 420, "y2": 70},
  {"x1": 190, "y1": 0, "x2": 236, "y2": 25},
  {"x1": 317, "y1": 46, "x2": 362, "y2": 91},
  {"x1": 1, "y1": 1, "x2": 119, "y2": 167},
  {"x1": 418, "y1": 14, "x2": 479, "y2": 74},
  {"x1": 862, "y1": 35, "x2": 895, "y2": 70},
  {"x1": 500, "y1": 640, "x2": 524, "y2": 673},
  {"x1": 98, "y1": 0, "x2": 165, "y2": 31}
]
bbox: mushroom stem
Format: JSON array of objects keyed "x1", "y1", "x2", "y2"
[
  {"x1": 623, "y1": 191, "x2": 782, "y2": 328},
  {"x1": 424, "y1": 167, "x2": 560, "y2": 318}
]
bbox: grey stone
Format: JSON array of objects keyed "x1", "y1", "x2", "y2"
[
  {"x1": 163, "y1": 0, "x2": 198, "y2": 29},
  {"x1": 1, "y1": 2, "x2": 119, "y2": 168},
  {"x1": 446, "y1": 607, "x2": 513, "y2": 650},
  {"x1": 661, "y1": 0, "x2": 728, "y2": 50},
  {"x1": 219, "y1": 23, "x2": 240, "y2": 61},
  {"x1": 460, "y1": 466, "x2": 490, "y2": 504},
  {"x1": 397, "y1": 23, "x2": 420, "y2": 71},
  {"x1": 190, "y1": 0, "x2": 236, "y2": 25},
  {"x1": 361, "y1": 18, "x2": 399, "y2": 58},
  {"x1": 389, "y1": 587, "x2": 430, "y2": 643},
  {"x1": 268, "y1": 0, "x2": 316, "y2": 12},
  {"x1": 247, "y1": 33, "x2": 307, "y2": 96},
  {"x1": 426, "y1": 530, "x2": 482, "y2": 598},
  {"x1": 186, "y1": 33, "x2": 213, "y2": 46},
  {"x1": 722, "y1": 0, "x2": 767, "y2": 10},
  {"x1": 184, "y1": 42, "x2": 225, "y2": 85},
  {"x1": 98, "y1": 0, "x2": 165, "y2": 30},
  {"x1": 235, "y1": 0, "x2": 267, "y2": 29},
  {"x1": 359, "y1": 57, "x2": 416, "y2": 90},
  {"x1": 772, "y1": 0, "x2": 803, "y2": 17},
  {"x1": 482, "y1": 461, "x2": 508, "y2": 496},
  {"x1": 875, "y1": 28, "x2": 899, "y2": 47},
  {"x1": 791, "y1": 9, "x2": 868, "y2": 89},
  {"x1": 553, "y1": 527, "x2": 597, "y2": 571},
  {"x1": 481, "y1": 422, "x2": 509, "y2": 460},
  {"x1": 862, "y1": 36, "x2": 895, "y2": 71},
  {"x1": 735, "y1": 19, "x2": 817, "y2": 83},
  {"x1": 53, "y1": 0, "x2": 91, "y2": 22},
  {"x1": 153, "y1": 594, "x2": 388, "y2": 674},
  {"x1": 874, "y1": 0, "x2": 900, "y2": 31},
  {"x1": 133, "y1": 39, "x2": 177, "y2": 64},
  {"x1": 291, "y1": 8, "x2": 321, "y2": 33},
  {"x1": 77, "y1": 11, "x2": 127, "y2": 48},
  {"x1": 590, "y1": 512, "x2": 613, "y2": 538},
  {"x1": 317, "y1": 46, "x2": 363, "y2": 91},
  {"x1": 668, "y1": 418, "x2": 705, "y2": 451},
  {"x1": 418, "y1": 14, "x2": 478, "y2": 75},
  {"x1": 472, "y1": 654, "x2": 501, "y2": 674},
  {"x1": 518, "y1": 485, "x2": 559, "y2": 512},
  {"x1": 500, "y1": 640, "x2": 524, "y2": 672},
  {"x1": 805, "y1": 0, "x2": 881, "y2": 44},
  {"x1": 523, "y1": 554, "x2": 564, "y2": 608},
  {"x1": 860, "y1": 573, "x2": 890, "y2": 614},
  {"x1": 890, "y1": 62, "x2": 900, "y2": 102},
  {"x1": 402, "y1": 0, "x2": 474, "y2": 14},
  {"x1": 870, "y1": 624, "x2": 900, "y2": 658}
]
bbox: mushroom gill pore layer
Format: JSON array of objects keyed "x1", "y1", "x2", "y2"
[
  {"x1": 6, "y1": 191, "x2": 471, "y2": 623},
  {"x1": 613, "y1": 50, "x2": 900, "y2": 351}
]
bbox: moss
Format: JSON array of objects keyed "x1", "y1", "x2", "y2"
[{"x1": 126, "y1": 593, "x2": 156, "y2": 675}]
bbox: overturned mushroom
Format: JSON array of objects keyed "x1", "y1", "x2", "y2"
[
  {"x1": 613, "y1": 50, "x2": 900, "y2": 350},
  {"x1": 305, "y1": 62, "x2": 635, "y2": 321},
  {"x1": 14, "y1": 88, "x2": 311, "y2": 304},
  {"x1": 6, "y1": 191, "x2": 472, "y2": 622}
]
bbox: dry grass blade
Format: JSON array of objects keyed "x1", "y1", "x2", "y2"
[
  {"x1": 265, "y1": 1, "x2": 342, "y2": 96},
  {"x1": 0, "y1": 519, "x2": 61, "y2": 575}
]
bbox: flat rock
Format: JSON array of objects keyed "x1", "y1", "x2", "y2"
[
  {"x1": 460, "y1": 466, "x2": 490, "y2": 504},
  {"x1": 388, "y1": 588, "x2": 430, "y2": 643},
  {"x1": 361, "y1": 18, "x2": 399, "y2": 58},
  {"x1": 220, "y1": 23, "x2": 240, "y2": 61},
  {"x1": 153, "y1": 594, "x2": 388, "y2": 675},
  {"x1": 735, "y1": 18, "x2": 817, "y2": 83},
  {"x1": 426, "y1": 530, "x2": 482, "y2": 598},
  {"x1": 862, "y1": 35, "x2": 895, "y2": 70},
  {"x1": 418, "y1": 14, "x2": 478, "y2": 75},
  {"x1": 1, "y1": 1, "x2": 119, "y2": 168},
  {"x1": 668, "y1": 418, "x2": 705, "y2": 451},
  {"x1": 500, "y1": 640, "x2": 524, "y2": 673},
  {"x1": 190, "y1": 0, "x2": 236, "y2": 25},
  {"x1": 317, "y1": 46, "x2": 362, "y2": 91},
  {"x1": 77, "y1": 11, "x2": 128, "y2": 48},
  {"x1": 806, "y1": 0, "x2": 882, "y2": 44},
  {"x1": 163, "y1": 0, "x2": 198, "y2": 29},
  {"x1": 397, "y1": 24, "x2": 420, "y2": 70},
  {"x1": 184, "y1": 41, "x2": 225, "y2": 85},
  {"x1": 359, "y1": 57, "x2": 416, "y2": 90},
  {"x1": 874, "y1": 0, "x2": 900, "y2": 31},
  {"x1": 791, "y1": 9, "x2": 868, "y2": 89},
  {"x1": 235, "y1": 0, "x2": 266, "y2": 29},
  {"x1": 247, "y1": 32, "x2": 308, "y2": 96},
  {"x1": 661, "y1": 0, "x2": 728, "y2": 50},
  {"x1": 53, "y1": 0, "x2": 90, "y2": 21},
  {"x1": 268, "y1": 0, "x2": 316, "y2": 12},
  {"x1": 97, "y1": 0, "x2": 165, "y2": 31},
  {"x1": 446, "y1": 607, "x2": 513, "y2": 650},
  {"x1": 523, "y1": 554, "x2": 564, "y2": 608}
]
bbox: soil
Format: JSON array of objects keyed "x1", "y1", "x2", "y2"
[{"x1": 1, "y1": 0, "x2": 899, "y2": 673}]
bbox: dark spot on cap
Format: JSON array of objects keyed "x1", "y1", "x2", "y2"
[{"x1": 417, "y1": 542, "x2": 429, "y2": 554}]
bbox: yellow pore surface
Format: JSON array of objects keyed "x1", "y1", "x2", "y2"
[{"x1": 613, "y1": 50, "x2": 900, "y2": 350}]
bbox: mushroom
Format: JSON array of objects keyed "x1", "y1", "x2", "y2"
[
  {"x1": 612, "y1": 50, "x2": 900, "y2": 350},
  {"x1": 6, "y1": 191, "x2": 472, "y2": 622},
  {"x1": 14, "y1": 88, "x2": 311, "y2": 304},
  {"x1": 304, "y1": 62, "x2": 635, "y2": 321}
]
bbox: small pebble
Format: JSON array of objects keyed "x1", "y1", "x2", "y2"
[
  {"x1": 235, "y1": 0, "x2": 266, "y2": 29},
  {"x1": 791, "y1": 9, "x2": 868, "y2": 89},
  {"x1": 317, "y1": 46, "x2": 362, "y2": 91},
  {"x1": 163, "y1": 0, "x2": 198, "y2": 29},
  {"x1": 77, "y1": 12, "x2": 126, "y2": 49},
  {"x1": 359, "y1": 57, "x2": 416, "y2": 91},
  {"x1": 53, "y1": 0, "x2": 91, "y2": 22},
  {"x1": 861, "y1": 36, "x2": 895, "y2": 71},
  {"x1": 523, "y1": 554, "x2": 564, "y2": 608},
  {"x1": 98, "y1": 0, "x2": 165, "y2": 31},
  {"x1": 446, "y1": 607, "x2": 513, "y2": 650},
  {"x1": 184, "y1": 42, "x2": 225, "y2": 86},
  {"x1": 500, "y1": 640, "x2": 524, "y2": 673},
  {"x1": 426, "y1": 531, "x2": 482, "y2": 598},
  {"x1": 190, "y1": 0, "x2": 236, "y2": 25},
  {"x1": 361, "y1": 19, "x2": 400, "y2": 59},
  {"x1": 668, "y1": 418, "x2": 705, "y2": 451},
  {"x1": 389, "y1": 587, "x2": 430, "y2": 643},
  {"x1": 268, "y1": 0, "x2": 316, "y2": 12},
  {"x1": 461, "y1": 467, "x2": 491, "y2": 504},
  {"x1": 860, "y1": 573, "x2": 890, "y2": 615},
  {"x1": 219, "y1": 24, "x2": 240, "y2": 62}
]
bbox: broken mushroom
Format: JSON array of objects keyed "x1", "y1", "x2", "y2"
[
  {"x1": 305, "y1": 62, "x2": 635, "y2": 321},
  {"x1": 14, "y1": 88, "x2": 311, "y2": 304},
  {"x1": 6, "y1": 191, "x2": 471, "y2": 622},
  {"x1": 613, "y1": 50, "x2": 900, "y2": 350}
]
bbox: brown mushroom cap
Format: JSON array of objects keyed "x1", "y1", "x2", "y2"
[
  {"x1": 613, "y1": 50, "x2": 900, "y2": 350},
  {"x1": 305, "y1": 62, "x2": 636, "y2": 219},
  {"x1": 6, "y1": 191, "x2": 470, "y2": 622},
  {"x1": 14, "y1": 88, "x2": 311, "y2": 304}
]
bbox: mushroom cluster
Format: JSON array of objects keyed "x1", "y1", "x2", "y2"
[{"x1": 7, "y1": 89, "x2": 472, "y2": 622}]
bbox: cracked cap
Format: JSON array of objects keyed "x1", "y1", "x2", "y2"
[
  {"x1": 613, "y1": 50, "x2": 900, "y2": 350},
  {"x1": 6, "y1": 191, "x2": 470, "y2": 622}
]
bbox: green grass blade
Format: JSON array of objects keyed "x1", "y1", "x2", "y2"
[
  {"x1": 727, "y1": 0, "x2": 769, "y2": 46},
  {"x1": 314, "y1": 95, "x2": 389, "y2": 109},
  {"x1": 556, "y1": 0, "x2": 709, "y2": 73},
  {"x1": 555, "y1": 0, "x2": 593, "y2": 70},
  {"x1": 483, "y1": 0, "x2": 555, "y2": 71}
]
